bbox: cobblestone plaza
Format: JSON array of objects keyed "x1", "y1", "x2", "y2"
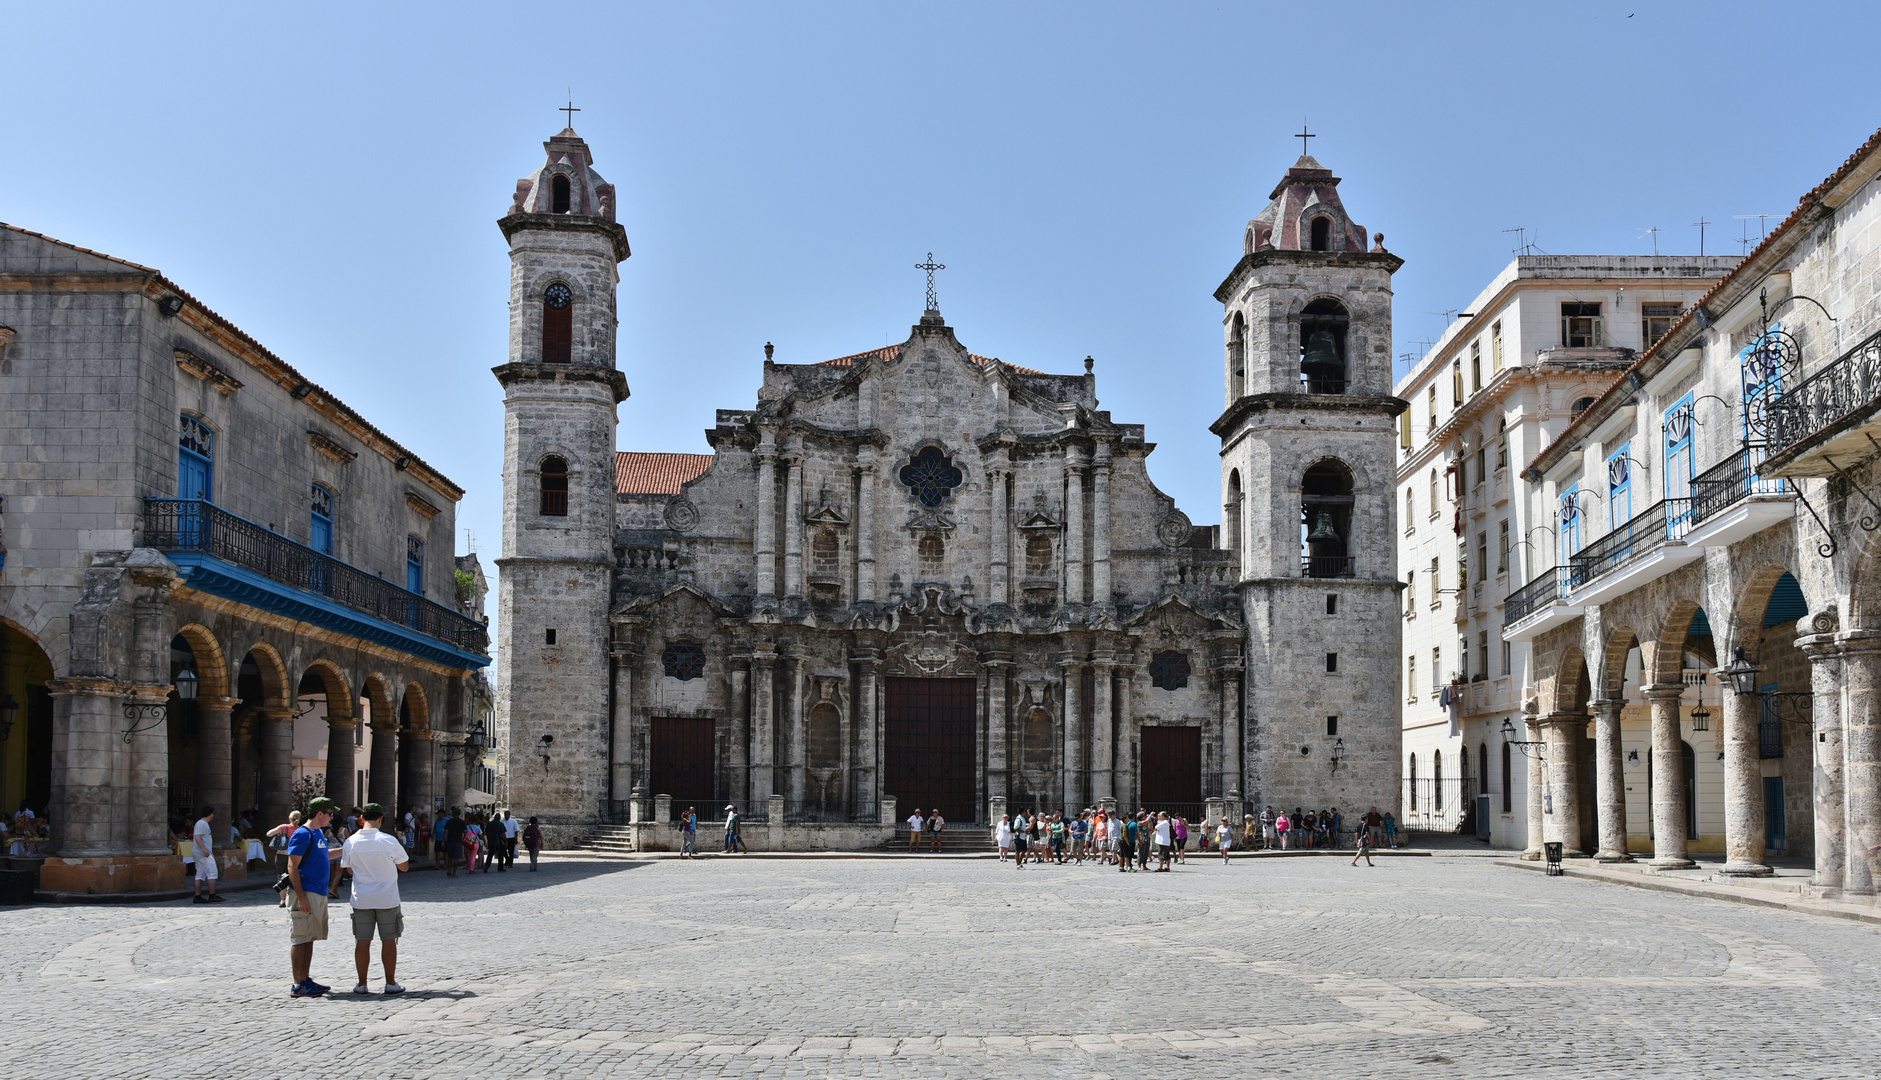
[{"x1": 6, "y1": 855, "x2": 1877, "y2": 1078}]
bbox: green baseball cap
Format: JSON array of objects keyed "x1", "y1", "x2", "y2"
[{"x1": 308, "y1": 796, "x2": 339, "y2": 815}]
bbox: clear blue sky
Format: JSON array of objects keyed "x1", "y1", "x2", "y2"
[{"x1": 5, "y1": 2, "x2": 1876, "y2": 595}]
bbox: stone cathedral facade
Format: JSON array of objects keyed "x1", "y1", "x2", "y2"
[{"x1": 495, "y1": 130, "x2": 1403, "y2": 843}]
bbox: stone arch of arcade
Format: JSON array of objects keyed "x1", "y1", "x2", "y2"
[{"x1": 0, "y1": 618, "x2": 55, "y2": 819}]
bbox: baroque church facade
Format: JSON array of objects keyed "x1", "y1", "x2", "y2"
[{"x1": 495, "y1": 129, "x2": 1404, "y2": 842}]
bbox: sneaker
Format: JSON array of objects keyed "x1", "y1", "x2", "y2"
[
  {"x1": 192, "y1": 895, "x2": 207, "y2": 904},
  {"x1": 206, "y1": 894, "x2": 225, "y2": 902},
  {"x1": 383, "y1": 982, "x2": 405, "y2": 995},
  {"x1": 352, "y1": 984, "x2": 371, "y2": 995},
  {"x1": 291, "y1": 980, "x2": 327, "y2": 998},
  {"x1": 305, "y1": 979, "x2": 331, "y2": 995}
]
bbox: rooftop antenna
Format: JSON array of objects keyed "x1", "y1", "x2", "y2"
[
  {"x1": 1733, "y1": 213, "x2": 1773, "y2": 252},
  {"x1": 1693, "y1": 216, "x2": 1711, "y2": 257},
  {"x1": 1640, "y1": 225, "x2": 1661, "y2": 257},
  {"x1": 1503, "y1": 226, "x2": 1534, "y2": 256}
]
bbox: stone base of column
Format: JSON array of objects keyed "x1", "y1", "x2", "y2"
[
  {"x1": 1593, "y1": 849, "x2": 1634, "y2": 863},
  {"x1": 1717, "y1": 861, "x2": 1774, "y2": 877},
  {"x1": 1648, "y1": 856, "x2": 1697, "y2": 870},
  {"x1": 1519, "y1": 848, "x2": 1542, "y2": 861},
  {"x1": 38, "y1": 854, "x2": 189, "y2": 895}
]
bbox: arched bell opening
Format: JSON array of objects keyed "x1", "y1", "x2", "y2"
[
  {"x1": 1301, "y1": 461, "x2": 1355, "y2": 578},
  {"x1": 1299, "y1": 298, "x2": 1349, "y2": 394}
]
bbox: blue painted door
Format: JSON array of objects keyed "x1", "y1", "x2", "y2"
[{"x1": 1764, "y1": 776, "x2": 1786, "y2": 850}]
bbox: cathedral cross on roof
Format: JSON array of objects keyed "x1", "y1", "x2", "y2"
[
  {"x1": 1295, "y1": 122, "x2": 1314, "y2": 153},
  {"x1": 560, "y1": 96, "x2": 580, "y2": 128},
  {"x1": 915, "y1": 252, "x2": 945, "y2": 312}
]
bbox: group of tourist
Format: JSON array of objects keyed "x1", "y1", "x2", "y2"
[
  {"x1": 986, "y1": 804, "x2": 1401, "y2": 868},
  {"x1": 3, "y1": 803, "x2": 48, "y2": 856},
  {"x1": 1243, "y1": 805, "x2": 1397, "y2": 850}
]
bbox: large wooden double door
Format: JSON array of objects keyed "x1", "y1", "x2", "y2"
[
  {"x1": 649, "y1": 716, "x2": 716, "y2": 817},
  {"x1": 883, "y1": 677, "x2": 977, "y2": 823},
  {"x1": 1139, "y1": 725, "x2": 1201, "y2": 807}
]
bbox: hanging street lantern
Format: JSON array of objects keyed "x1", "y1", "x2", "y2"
[
  {"x1": 1722, "y1": 646, "x2": 1762, "y2": 697},
  {"x1": 0, "y1": 693, "x2": 17, "y2": 742},
  {"x1": 173, "y1": 665, "x2": 200, "y2": 702},
  {"x1": 1688, "y1": 704, "x2": 1711, "y2": 732}
]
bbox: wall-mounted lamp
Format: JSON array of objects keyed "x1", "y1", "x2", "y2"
[
  {"x1": 1626, "y1": 749, "x2": 1639, "y2": 763},
  {"x1": 157, "y1": 295, "x2": 184, "y2": 318},
  {"x1": 0, "y1": 693, "x2": 17, "y2": 742},
  {"x1": 1330, "y1": 737, "x2": 1346, "y2": 773},
  {"x1": 538, "y1": 732, "x2": 554, "y2": 769}
]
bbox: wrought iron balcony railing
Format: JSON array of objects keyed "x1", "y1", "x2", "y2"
[
  {"x1": 1766, "y1": 327, "x2": 1881, "y2": 456},
  {"x1": 144, "y1": 498, "x2": 488, "y2": 655},
  {"x1": 1302, "y1": 555, "x2": 1357, "y2": 578},
  {"x1": 1504, "y1": 566, "x2": 1568, "y2": 627},
  {"x1": 1569, "y1": 498, "x2": 1690, "y2": 591},
  {"x1": 1688, "y1": 444, "x2": 1788, "y2": 527}
]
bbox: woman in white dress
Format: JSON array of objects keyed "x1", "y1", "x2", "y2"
[{"x1": 994, "y1": 814, "x2": 1013, "y2": 861}]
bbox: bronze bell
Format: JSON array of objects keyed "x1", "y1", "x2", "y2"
[
  {"x1": 1307, "y1": 509, "x2": 1340, "y2": 544},
  {"x1": 1301, "y1": 330, "x2": 1343, "y2": 382}
]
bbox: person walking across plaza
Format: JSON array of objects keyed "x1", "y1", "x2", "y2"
[
  {"x1": 523, "y1": 816, "x2": 543, "y2": 870},
  {"x1": 723, "y1": 805, "x2": 746, "y2": 853},
  {"x1": 442, "y1": 808, "x2": 466, "y2": 877},
  {"x1": 677, "y1": 806, "x2": 698, "y2": 858},
  {"x1": 1215, "y1": 817, "x2": 1233, "y2": 863},
  {"x1": 341, "y1": 803, "x2": 408, "y2": 995},
  {"x1": 502, "y1": 810, "x2": 520, "y2": 869},
  {"x1": 1010, "y1": 810, "x2": 1029, "y2": 868},
  {"x1": 191, "y1": 806, "x2": 222, "y2": 904},
  {"x1": 1152, "y1": 812, "x2": 1174, "y2": 871},
  {"x1": 1362, "y1": 806, "x2": 1384, "y2": 848},
  {"x1": 285, "y1": 796, "x2": 342, "y2": 998},
  {"x1": 1351, "y1": 821, "x2": 1376, "y2": 867}
]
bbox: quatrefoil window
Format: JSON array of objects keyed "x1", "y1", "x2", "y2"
[
  {"x1": 899, "y1": 447, "x2": 963, "y2": 508},
  {"x1": 662, "y1": 641, "x2": 706, "y2": 681}
]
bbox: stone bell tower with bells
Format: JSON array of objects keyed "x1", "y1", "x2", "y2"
[
  {"x1": 492, "y1": 115, "x2": 631, "y2": 844},
  {"x1": 1210, "y1": 134, "x2": 1406, "y2": 814}
]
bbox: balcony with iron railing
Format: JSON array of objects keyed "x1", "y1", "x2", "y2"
[
  {"x1": 1683, "y1": 443, "x2": 1794, "y2": 549},
  {"x1": 1503, "y1": 566, "x2": 1569, "y2": 629},
  {"x1": 144, "y1": 498, "x2": 489, "y2": 663},
  {"x1": 1765, "y1": 327, "x2": 1881, "y2": 473},
  {"x1": 1568, "y1": 498, "x2": 1690, "y2": 591},
  {"x1": 1302, "y1": 556, "x2": 1357, "y2": 579}
]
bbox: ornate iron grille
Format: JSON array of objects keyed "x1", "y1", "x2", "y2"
[
  {"x1": 898, "y1": 447, "x2": 962, "y2": 508},
  {"x1": 1766, "y1": 327, "x2": 1881, "y2": 456},
  {"x1": 1148, "y1": 651, "x2": 1190, "y2": 691},
  {"x1": 143, "y1": 499, "x2": 487, "y2": 654},
  {"x1": 661, "y1": 641, "x2": 706, "y2": 681},
  {"x1": 1742, "y1": 325, "x2": 1801, "y2": 445}
]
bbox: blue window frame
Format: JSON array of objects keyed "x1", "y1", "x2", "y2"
[
  {"x1": 178, "y1": 415, "x2": 214, "y2": 501},
  {"x1": 1664, "y1": 393, "x2": 1695, "y2": 505},
  {"x1": 1606, "y1": 443, "x2": 1633, "y2": 529},
  {"x1": 310, "y1": 484, "x2": 334, "y2": 555},
  {"x1": 406, "y1": 536, "x2": 424, "y2": 594}
]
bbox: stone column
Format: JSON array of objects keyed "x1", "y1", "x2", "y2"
[
  {"x1": 749, "y1": 647, "x2": 776, "y2": 807},
  {"x1": 1060, "y1": 655, "x2": 1084, "y2": 810},
  {"x1": 1091, "y1": 442, "x2": 1113, "y2": 607},
  {"x1": 988, "y1": 461, "x2": 1010, "y2": 605},
  {"x1": 1802, "y1": 638, "x2": 1846, "y2": 891},
  {"x1": 729, "y1": 655, "x2": 751, "y2": 808},
  {"x1": 1718, "y1": 663, "x2": 1772, "y2": 876},
  {"x1": 853, "y1": 650, "x2": 881, "y2": 811},
  {"x1": 1063, "y1": 450, "x2": 1087, "y2": 605},
  {"x1": 368, "y1": 714, "x2": 399, "y2": 810},
  {"x1": 754, "y1": 445, "x2": 778, "y2": 598},
  {"x1": 855, "y1": 458, "x2": 877, "y2": 603},
  {"x1": 196, "y1": 696, "x2": 236, "y2": 836},
  {"x1": 1219, "y1": 665, "x2": 1243, "y2": 802},
  {"x1": 783, "y1": 648, "x2": 806, "y2": 803},
  {"x1": 984, "y1": 656, "x2": 1010, "y2": 803},
  {"x1": 1645, "y1": 684, "x2": 1695, "y2": 869},
  {"x1": 782, "y1": 449, "x2": 804, "y2": 598},
  {"x1": 46, "y1": 678, "x2": 130, "y2": 856},
  {"x1": 325, "y1": 716, "x2": 358, "y2": 808},
  {"x1": 1590, "y1": 697, "x2": 1630, "y2": 862},
  {"x1": 1090, "y1": 655, "x2": 1115, "y2": 803},
  {"x1": 1115, "y1": 665, "x2": 1137, "y2": 809},
  {"x1": 610, "y1": 644, "x2": 638, "y2": 809},
  {"x1": 1521, "y1": 717, "x2": 1545, "y2": 860},
  {"x1": 404, "y1": 728, "x2": 436, "y2": 818},
  {"x1": 1540, "y1": 711, "x2": 1586, "y2": 858},
  {"x1": 1845, "y1": 640, "x2": 1881, "y2": 896},
  {"x1": 260, "y1": 705, "x2": 298, "y2": 830},
  {"x1": 441, "y1": 735, "x2": 467, "y2": 818},
  {"x1": 125, "y1": 685, "x2": 172, "y2": 856}
]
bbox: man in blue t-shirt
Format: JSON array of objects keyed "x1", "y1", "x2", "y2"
[{"x1": 286, "y1": 796, "x2": 342, "y2": 998}]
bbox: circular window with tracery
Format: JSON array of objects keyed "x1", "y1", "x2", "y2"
[
  {"x1": 662, "y1": 641, "x2": 706, "y2": 681},
  {"x1": 899, "y1": 447, "x2": 963, "y2": 508}
]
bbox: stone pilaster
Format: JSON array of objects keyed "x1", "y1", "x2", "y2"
[
  {"x1": 1063, "y1": 449, "x2": 1087, "y2": 605},
  {"x1": 783, "y1": 647, "x2": 806, "y2": 803},
  {"x1": 403, "y1": 727, "x2": 437, "y2": 818},
  {"x1": 610, "y1": 639, "x2": 640, "y2": 811},
  {"x1": 1116, "y1": 666, "x2": 1137, "y2": 809},
  {"x1": 1521, "y1": 716, "x2": 1544, "y2": 860},
  {"x1": 852, "y1": 647, "x2": 881, "y2": 811},
  {"x1": 855, "y1": 457, "x2": 877, "y2": 603},
  {"x1": 1590, "y1": 698, "x2": 1630, "y2": 862},
  {"x1": 749, "y1": 646, "x2": 776, "y2": 807},
  {"x1": 1644, "y1": 684, "x2": 1696, "y2": 869},
  {"x1": 46, "y1": 677, "x2": 130, "y2": 858},
  {"x1": 753, "y1": 443, "x2": 778, "y2": 598},
  {"x1": 1843, "y1": 639, "x2": 1881, "y2": 896},
  {"x1": 1540, "y1": 710, "x2": 1586, "y2": 858},
  {"x1": 1219, "y1": 663, "x2": 1244, "y2": 802},
  {"x1": 368, "y1": 712, "x2": 399, "y2": 810},
  {"x1": 125, "y1": 684, "x2": 172, "y2": 856},
  {"x1": 325, "y1": 716, "x2": 358, "y2": 808},
  {"x1": 196, "y1": 696, "x2": 237, "y2": 840},
  {"x1": 987, "y1": 459, "x2": 1010, "y2": 606},
  {"x1": 1091, "y1": 441, "x2": 1112, "y2": 606},
  {"x1": 782, "y1": 447, "x2": 804, "y2": 599},
  {"x1": 1090, "y1": 653, "x2": 1115, "y2": 803},
  {"x1": 1801, "y1": 636, "x2": 1846, "y2": 891},
  {"x1": 983, "y1": 653, "x2": 1010, "y2": 803},
  {"x1": 729, "y1": 652, "x2": 752, "y2": 809},
  {"x1": 1060, "y1": 654, "x2": 1084, "y2": 810}
]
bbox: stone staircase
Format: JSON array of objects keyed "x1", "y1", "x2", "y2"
[
  {"x1": 887, "y1": 827, "x2": 997, "y2": 854},
  {"x1": 578, "y1": 825, "x2": 638, "y2": 855}
]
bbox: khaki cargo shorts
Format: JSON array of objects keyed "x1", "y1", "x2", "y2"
[
  {"x1": 289, "y1": 893, "x2": 329, "y2": 945},
  {"x1": 351, "y1": 905, "x2": 404, "y2": 943}
]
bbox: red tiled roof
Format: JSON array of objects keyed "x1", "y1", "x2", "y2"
[
  {"x1": 816, "y1": 343, "x2": 1042, "y2": 375},
  {"x1": 615, "y1": 451, "x2": 713, "y2": 495}
]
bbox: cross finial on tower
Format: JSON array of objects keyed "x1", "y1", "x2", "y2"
[
  {"x1": 560, "y1": 93, "x2": 580, "y2": 129},
  {"x1": 915, "y1": 252, "x2": 946, "y2": 313},
  {"x1": 1295, "y1": 122, "x2": 1315, "y2": 154}
]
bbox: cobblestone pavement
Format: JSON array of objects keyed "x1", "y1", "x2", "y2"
[{"x1": 7, "y1": 854, "x2": 1880, "y2": 1078}]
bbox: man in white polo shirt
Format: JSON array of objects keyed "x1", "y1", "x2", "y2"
[{"x1": 340, "y1": 802, "x2": 409, "y2": 995}]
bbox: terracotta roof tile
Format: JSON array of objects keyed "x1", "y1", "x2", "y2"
[
  {"x1": 615, "y1": 451, "x2": 713, "y2": 495},
  {"x1": 815, "y1": 343, "x2": 1042, "y2": 375}
]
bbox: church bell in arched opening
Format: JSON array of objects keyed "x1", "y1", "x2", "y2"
[{"x1": 1301, "y1": 329, "x2": 1343, "y2": 385}]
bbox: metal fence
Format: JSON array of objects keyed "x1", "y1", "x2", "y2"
[
  {"x1": 144, "y1": 498, "x2": 488, "y2": 655},
  {"x1": 1401, "y1": 778, "x2": 1472, "y2": 834},
  {"x1": 1569, "y1": 497, "x2": 1690, "y2": 591},
  {"x1": 1504, "y1": 567, "x2": 1567, "y2": 626},
  {"x1": 1689, "y1": 444, "x2": 1787, "y2": 527},
  {"x1": 1767, "y1": 327, "x2": 1881, "y2": 456}
]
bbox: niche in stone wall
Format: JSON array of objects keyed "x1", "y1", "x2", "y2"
[
  {"x1": 1021, "y1": 706, "x2": 1053, "y2": 771},
  {"x1": 917, "y1": 533, "x2": 945, "y2": 576},
  {"x1": 805, "y1": 700, "x2": 844, "y2": 815}
]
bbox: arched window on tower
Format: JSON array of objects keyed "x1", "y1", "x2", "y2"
[
  {"x1": 539, "y1": 456, "x2": 569, "y2": 516},
  {"x1": 1299, "y1": 298, "x2": 1349, "y2": 394},
  {"x1": 1301, "y1": 461, "x2": 1355, "y2": 578},
  {"x1": 1228, "y1": 313, "x2": 1246, "y2": 399},
  {"x1": 1310, "y1": 215, "x2": 1332, "y2": 251},
  {"x1": 551, "y1": 174, "x2": 571, "y2": 214},
  {"x1": 542, "y1": 283, "x2": 573, "y2": 363}
]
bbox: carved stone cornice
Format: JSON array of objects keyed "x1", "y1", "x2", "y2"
[
  {"x1": 306, "y1": 430, "x2": 358, "y2": 464},
  {"x1": 175, "y1": 348, "x2": 244, "y2": 393}
]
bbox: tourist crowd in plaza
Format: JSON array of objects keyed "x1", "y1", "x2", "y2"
[{"x1": 964, "y1": 804, "x2": 1400, "y2": 869}]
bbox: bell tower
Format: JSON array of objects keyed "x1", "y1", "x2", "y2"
[
  {"x1": 493, "y1": 124, "x2": 630, "y2": 843},
  {"x1": 1211, "y1": 147, "x2": 1406, "y2": 815}
]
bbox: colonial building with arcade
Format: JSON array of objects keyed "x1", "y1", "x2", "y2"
[{"x1": 494, "y1": 130, "x2": 1406, "y2": 843}]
